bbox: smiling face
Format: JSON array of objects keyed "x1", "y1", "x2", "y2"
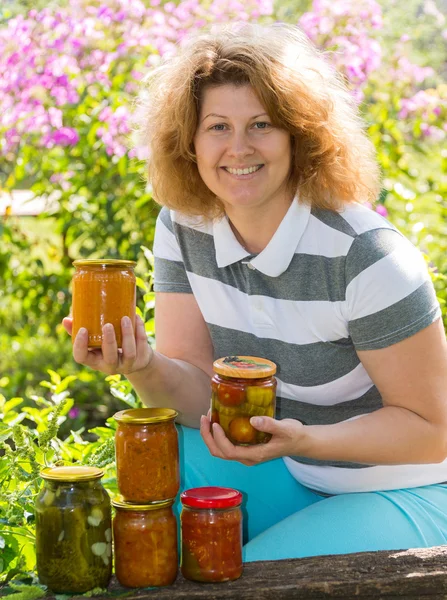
[{"x1": 193, "y1": 84, "x2": 293, "y2": 216}]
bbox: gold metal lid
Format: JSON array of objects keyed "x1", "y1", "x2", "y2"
[
  {"x1": 73, "y1": 259, "x2": 136, "y2": 268},
  {"x1": 40, "y1": 466, "x2": 104, "y2": 482},
  {"x1": 113, "y1": 407, "x2": 178, "y2": 424},
  {"x1": 213, "y1": 356, "x2": 277, "y2": 379},
  {"x1": 112, "y1": 496, "x2": 175, "y2": 511}
]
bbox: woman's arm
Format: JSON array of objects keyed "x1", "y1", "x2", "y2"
[
  {"x1": 126, "y1": 292, "x2": 214, "y2": 428},
  {"x1": 202, "y1": 319, "x2": 447, "y2": 466}
]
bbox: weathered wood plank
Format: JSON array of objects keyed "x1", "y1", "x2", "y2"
[{"x1": 42, "y1": 545, "x2": 447, "y2": 599}]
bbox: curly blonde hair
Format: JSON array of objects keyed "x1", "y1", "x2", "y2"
[{"x1": 134, "y1": 23, "x2": 381, "y2": 217}]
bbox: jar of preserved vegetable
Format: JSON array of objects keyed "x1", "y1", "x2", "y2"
[
  {"x1": 112, "y1": 496, "x2": 178, "y2": 588},
  {"x1": 211, "y1": 356, "x2": 277, "y2": 445},
  {"x1": 114, "y1": 408, "x2": 179, "y2": 503},
  {"x1": 180, "y1": 487, "x2": 243, "y2": 583},
  {"x1": 35, "y1": 466, "x2": 112, "y2": 594},
  {"x1": 72, "y1": 259, "x2": 136, "y2": 348}
]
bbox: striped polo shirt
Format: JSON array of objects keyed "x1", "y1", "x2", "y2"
[{"x1": 153, "y1": 197, "x2": 446, "y2": 495}]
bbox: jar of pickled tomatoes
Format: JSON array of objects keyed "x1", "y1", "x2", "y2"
[
  {"x1": 112, "y1": 497, "x2": 178, "y2": 588},
  {"x1": 211, "y1": 356, "x2": 277, "y2": 445},
  {"x1": 180, "y1": 487, "x2": 243, "y2": 583},
  {"x1": 72, "y1": 259, "x2": 136, "y2": 348},
  {"x1": 114, "y1": 408, "x2": 179, "y2": 503}
]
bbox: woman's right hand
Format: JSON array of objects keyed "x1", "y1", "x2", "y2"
[{"x1": 62, "y1": 314, "x2": 153, "y2": 376}]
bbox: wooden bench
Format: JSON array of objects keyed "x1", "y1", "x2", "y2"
[{"x1": 44, "y1": 545, "x2": 447, "y2": 599}]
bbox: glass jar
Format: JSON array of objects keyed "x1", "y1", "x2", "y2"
[
  {"x1": 35, "y1": 466, "x2": 112, "y2": 594},
  {"x1": 72, "y1": 259, "x2": 136, "y2": 348},
  {"x1": 180, "y1": 487, "x2": 243, "y2": 583},
  {"x1": 211, "y1": 356, "x2": 277, "y2": 445},
  {"x1": 114, "y1": 408, "x2": 179, "y2": 503},
  {"x1": 112, "y1": 496, "x2": 178, "y2": 588}
]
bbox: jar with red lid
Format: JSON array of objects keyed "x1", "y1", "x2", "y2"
[
  {"x1": 211, "y1": 356, "x2": 277, "y2": 445},
  {"x1": 113, "y1": 408, "x2": 179, "y2": 503},
  {"x1": 112, "y1": 496, "x2": 178, "y2": 588},
  {"x1": 180, "y1": 487, "x2": 243, "y2": 583},
  {"x1": 72, "y1": 259, "x2": 136, "y2": 348}
]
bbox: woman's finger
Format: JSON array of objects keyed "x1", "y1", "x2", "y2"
[
  {"x1": 62, "y1": 317, "x2": 73, "y2": 336},
  {"x1": 120, "y1": 316, "x2": 137, "y2": 371},
  {"x1": 200, "y1": 415, "x2": 226, "y2": 459},
  {"x1": 101, "y1": 323, "x2": 119, "y2": 371}
]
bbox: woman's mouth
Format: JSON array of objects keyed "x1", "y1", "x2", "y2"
[{"x1": 222, "y1": 165, "x2": 264, "y2": 177}]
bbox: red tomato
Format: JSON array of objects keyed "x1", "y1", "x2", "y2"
[
  {"x1": 229, "y1": 417, "x2": 257, "y2": 444},
  {"x1": 217, "y1": 382, "x2": 245, "y2": 407}
]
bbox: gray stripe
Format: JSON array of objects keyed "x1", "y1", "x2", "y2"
[
  {"x1": 276, "y1": 386, "x2": 383, "y2": 425},
  {"x1": 208, "y1": 323, "x2": 360, "y2": 386},
  {"x1": 175, "y1": 222, "x2": 347, "y2": 301},
  {"x1": 345, "y1": 228, "x2": 402, "y2": 286},
  {"x1": 350, "y1": 281, "x2": 440, "y2": 350},
  {"x1": 311, "y1": 207, "x2": 358, "y2": 238},
  {"x1": 158, "y1": 206, "x2": 174, "y2": 233},
  {"x1": 154, "y1": 257, "x2": 192, "y2": 292},
  {"x1": 289, "y1": 455, "x2": 373, "y2": 469}
]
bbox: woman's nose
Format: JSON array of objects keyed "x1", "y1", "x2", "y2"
[{"x1": 226, "y1": 131, "x2": 255, "y2": 157}]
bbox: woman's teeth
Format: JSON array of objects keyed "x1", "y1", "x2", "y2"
[{"x1": 225, "y1": 165, "x2": 262, "y2": 175}]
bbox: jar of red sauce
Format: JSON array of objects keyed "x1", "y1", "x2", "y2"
[
  {"x1": 180, "y1": 487, "x2": 243, "y2": 583},
  {"x1": 113, "y1": 408, "x2": 179, "y2": 503},
  {"x1": 72, "y1": 259, "x2": 136, "y2": 348},
  {"x1": 112, "y1": 496, "x2": 178, "y2": 588},
  {"x1": 211, "y1": 356, "x2": 277, "y2": 445}
]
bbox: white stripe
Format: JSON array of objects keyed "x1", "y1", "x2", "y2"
[
  {"x1": 171, "y1": 210, "x2": 213, "y2": 234},
  {"x1": 283, "y1": 456, "x2": 447, "y2": 495},
  {"x1": 346, "y1": 242, "x2": 428, "y2": 320},
  {"x1": 298, "y1": 214, "x2": 354, "y2": 258},
  {"x1": 277, "y1": 364, "x2": 374, "y2": 405},
  {"x1": 153, "y1": 217, "x2": 183, "y2": 262},
  {"x1": 339, "y1": 203, "x2": 396, "y2": 235},
  {"x1": 187, "y1": 272, "x2": 349, "y2": 345}
]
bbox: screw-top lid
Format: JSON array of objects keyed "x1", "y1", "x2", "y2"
[
  {"x1": 112, "y1": 496, "x2": 175, "y2": 511},
  {"x1": 213, "y1": 356, "x2": 276, "y2": 379},
  {"x1": 40, "y1": 466, "x2": 104, "y2": 482},
  {"x1": 113, "y1": 407, "x2": 178, "y2": 424},
  {"x1": 73, "y1": 259, "x2": 136, "y2": 268},
  {"x1": 181, "y1": 487, "x2": 243, "y2": 509}
]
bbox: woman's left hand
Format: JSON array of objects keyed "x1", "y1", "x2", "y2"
[{"x1": 199, "y1": 413, "x2": 307, "y2": 466}]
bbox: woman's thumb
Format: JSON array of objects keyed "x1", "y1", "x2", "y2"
[{"x1": 250, "y1": 416, "x2": 277, "y2": 432}]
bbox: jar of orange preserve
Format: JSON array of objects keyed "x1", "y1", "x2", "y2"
[
  {"x1": 211, "y1": 356, "x2": 277, "y2": 445},
  {"x1": 112, "y1": 496, "x2": 178, "y2": 588},
  {"x1": 114, "y1": 408, "x2": 179, "y2": 503},
  {"x1": 181, "y1": 487, "x2": 243, "y2": 582},
  {"x1": 72, "y1": 259, "x2": 136, "y2": 348}
]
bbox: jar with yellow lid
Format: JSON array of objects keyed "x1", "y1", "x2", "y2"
[
  {"x1": 71, "y1": 259, "x2": 136, "y2": 348},
  {"x1": 112, "y1": 496, "x2": 178, "y2": 588},
  {"x1": 211, "y1": 356, "x2": 277, "y2": 445},
  {"x1": 114, "y1": 408, "x2": 179, "y2": 503},
  {"x1": 35, "y1": 466, "x2": 112, "y2": 593}
]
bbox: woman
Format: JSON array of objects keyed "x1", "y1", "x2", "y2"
[{"x1": 64, "y1": 23, "x2": 447, "y2": 560}]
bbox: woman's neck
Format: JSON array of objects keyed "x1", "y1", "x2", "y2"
[{"x1": 225, "y1": 196, "x2": 294, "y2": 254}]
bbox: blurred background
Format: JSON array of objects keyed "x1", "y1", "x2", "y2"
[{"x1": 0, "y1": 0, "x2": 446, "y2": 432}]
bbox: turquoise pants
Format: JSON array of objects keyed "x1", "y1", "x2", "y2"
[{"x1": 177, "y1": 426, "x2": 447, "y2": 561}]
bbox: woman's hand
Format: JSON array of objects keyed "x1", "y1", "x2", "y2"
[
  {"x1": 199, "y1": 413, "x2": 307, "y2": 466},
  {"x1": 62, "y1": 315, "x2": 153, "y2": 376}
]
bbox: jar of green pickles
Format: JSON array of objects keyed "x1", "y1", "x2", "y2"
[
  {"x1": 35, "y1": 466, "x2": 112, "y2": 594},
  {"x1": 211, "y1": 356, "x2": 277, "y2": 445}
]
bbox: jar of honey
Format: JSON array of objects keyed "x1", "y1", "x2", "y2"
[
  {"x1": 35, "y1": 466, "x2": 112, "y2": 593},
  {"x1": 112, "y1": 496, "x2": 178, "y2": 588},
  {"x1": 211, "y1": 356, "x2": 277, "y2": 445},
  {"x1": 71, "y1": 259, "x2": 136, "y2": 348},
  {"x1": 113, "y1": 408, "x2": 179, "y2": 503},
  {"x1": 180, "y1": 487, "x2": 243, "y2": 582}
]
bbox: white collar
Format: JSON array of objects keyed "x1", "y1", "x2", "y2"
[{"x1": 213, "y1": 197, "x2": 311, "y2": 277}]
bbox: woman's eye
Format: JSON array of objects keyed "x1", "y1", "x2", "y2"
[
  {"x1": 254, "y1": 122, "x2": 271, "y2": 129},
  {"x1": 210, "y1": 124, "x2": 227, "y2": 131}
]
